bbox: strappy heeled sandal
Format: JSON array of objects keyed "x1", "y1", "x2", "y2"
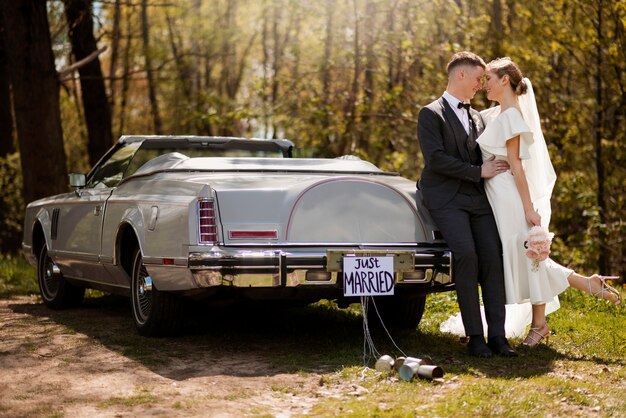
[
  {"x1": 589, "y1": 275, "x2": 622, "y2": 306},
  {"x1": 522, "y1": 323, "x2": 550, "y2": 348}
]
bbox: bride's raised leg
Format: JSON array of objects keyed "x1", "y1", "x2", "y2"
[
  {"x1": 588, "y1": 275, "x2": 622, "y2": 306},
  {"x1": 566, "y1": 273, "x2": 622, "y2": 305}
]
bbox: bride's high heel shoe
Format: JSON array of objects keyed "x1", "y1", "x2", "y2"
[
  {"x1": 588, "y1": 275, "x2": 622, "y2": 306},
  {"x1": 522, "y1": 323, "x2": 550, "y2": 348}
]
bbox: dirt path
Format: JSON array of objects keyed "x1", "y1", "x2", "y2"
[{"x1": 0, "y1": 296, "x2": 359, "y2": 417}]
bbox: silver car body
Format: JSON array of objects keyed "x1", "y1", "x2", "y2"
[{"x1": 23, "y1": 136, "x2": 452, "y2": 332}]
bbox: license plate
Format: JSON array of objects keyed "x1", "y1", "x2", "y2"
[
  {"x1": 326, "y1": 250, "x2": 414, "y2": 272},
  {"x1": 343, "y1": 255, "x2": 395, "y2": 296}
]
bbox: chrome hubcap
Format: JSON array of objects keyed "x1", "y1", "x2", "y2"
[
  {"x1": 135, "y1": 261, "x2": 152, "y2": 322},
  {"x1": 41, "y1": 255, "x2": 61, "y2": 298},
  {"x1": 139, "y1": 276, "x2": 152, "y2": 296}
]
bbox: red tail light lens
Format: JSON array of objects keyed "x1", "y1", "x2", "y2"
[{"x1": 198, "y1": 198, "x2": 217, "y2": 244}]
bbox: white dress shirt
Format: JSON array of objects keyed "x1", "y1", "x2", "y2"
[{"x1": 443, "y1": 91, "x2": 470, "y2": 134}]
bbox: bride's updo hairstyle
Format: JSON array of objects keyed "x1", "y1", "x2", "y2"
[{"x1": 487, "y1": 57, "x2": 528, "y2": 96}]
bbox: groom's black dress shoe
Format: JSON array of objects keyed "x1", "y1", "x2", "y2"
[
  {"x1": 488, "y1": 336, "x2": 519, "y2": 357},
  {"x1": 468, "y1": 336, "x2": 493, "y2": 358}
]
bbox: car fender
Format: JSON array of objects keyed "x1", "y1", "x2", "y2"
[
  {"x1": 118, "y1": 206, "x2": 146, "y2": 257},
  {"x1": 33, "y1": 207, "x2": 53, "y2": 252}
]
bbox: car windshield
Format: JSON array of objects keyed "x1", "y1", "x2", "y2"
[
  {"x1": 87, "y1": 142, "x2": 142, "y2": 188},
  {"x1": 86, "y1": 138, "x2": 291, "y2": 188},
  {"x1": 126, "y1": 148, "x2": 272, "y2": 177},
  {"x1": 124, "y1": 144, "x2": 285, "y2": 179}
]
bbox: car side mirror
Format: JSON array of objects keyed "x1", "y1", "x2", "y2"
[{"x1": 68, "y1": 173, "x2": 86, "y2": 188}]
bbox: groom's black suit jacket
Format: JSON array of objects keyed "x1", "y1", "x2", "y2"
[
  {"x1": 417, "y1": 96, "x2": 485, "y2": 210},
  {"x1": 417, "y1": 96, "x2": 506, "y2": 339}
]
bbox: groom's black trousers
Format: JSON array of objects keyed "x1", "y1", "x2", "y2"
[{"x1": 428, "y1": 191, "x2": 507, "y2": 339}]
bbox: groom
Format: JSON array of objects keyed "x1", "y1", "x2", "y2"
[{"x1": 417, "y1": 51, "x2": 517, "y2": 357}]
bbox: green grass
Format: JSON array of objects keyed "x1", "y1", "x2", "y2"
[
  {"x1": 306, "y1": 287, "x2": 626, "y2": 417},
  {"x1": 1, "y1": 252, "x2": 624, "y2": 416},
  {"x1": 0, "y1": 254, "x2": 37, "y2": 296},
  {"x1": 98, "y1": 387, "x2": 157, "y2": 409}
]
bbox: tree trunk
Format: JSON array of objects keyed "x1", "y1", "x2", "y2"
[
  {"x1": 342, "y1": 0, "x2": 360, "y2": 155},
  {"x1": 141, "y1": 0, "x2": 163, "y2": 134},
  {"x1": 0, "y1": 9, "x2": 21, "y2": 253},
  {"x1": 490, "y1": 0, "x2": 504, "y2": 58},
  {"x1": 0, "y1": 10, "x2": 14, "y2": 156},
  {"x1": 221, "y1": 0, "x2": 253, "y2": 103},
  {"x1": 107, "y1": 0, "x2": 121, "y2": 120},
  {"x1": 270, "y1": 0, "x2": 292, "y2": 139},
  {"x1": 261, "y1": 1, "x2": 270, "y2": 136},
  {"x1": 506, "y1": 0, "x2": 516, "y2": 30},
  {"x1": 165, "y1": 12, "x2": 192, "y2": 103},
  {"x1": 1, "y1": 0, "x2": 68, "y2": 203},
  {"x1": 191, "y1": 0, "x2": 201, "y2": 134},
  {"x1": 65, "y1": 0, "x2": 114, "y2": 167},
  {"x1": 594, "y1": 0, "x2": 608, "y2": 273},
  {"x1": 219, "y1": 0, "x2": 235, "y2": 100},
  {"x1": 361, "y1": 0, "x2": 376, "y2": 157},
  {"x1": 386, "y1": 3, "x2": 396, "y2": 90},
  {"x1": 117, "y1": 7, "x2": 133, "y2": 138},
  {"x1": 217, "y1": 0, "x2": 256, "y2": 136},
  {"x1": 320, "y1": 0, "x2": 335, "y2": 145},
  {"x1": 289, "y1": 6, "x2": 302, "y2": 119}
]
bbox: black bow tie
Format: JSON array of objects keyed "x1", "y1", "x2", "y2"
[{"x1": 458, "y1": 102, "x2": 471, "y2": 110}]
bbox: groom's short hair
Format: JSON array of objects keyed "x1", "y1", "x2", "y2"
[{"x1": 447, "y1": 51, "x2": 486, "y2": 76}]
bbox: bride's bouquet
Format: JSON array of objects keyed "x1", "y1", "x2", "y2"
[{"x1": 524, "y1": 226, "x2": 554, "y2": 271}]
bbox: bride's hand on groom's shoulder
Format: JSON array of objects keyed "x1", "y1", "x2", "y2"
[{"x1": 481, "y1": 156, "x2": 509, "y2": 178}]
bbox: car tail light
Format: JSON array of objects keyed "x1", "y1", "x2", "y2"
[{"x1": 198, "y1": 198, "x2": 217, "y2": 244}]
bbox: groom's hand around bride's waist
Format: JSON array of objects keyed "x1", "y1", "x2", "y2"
[{"x1": 481, "y1": 156, "x2": 509, "y2": 178}]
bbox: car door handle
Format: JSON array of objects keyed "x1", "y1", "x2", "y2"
[{"x1": 94, "y1": 205, "x2": 102, "y2": 216}]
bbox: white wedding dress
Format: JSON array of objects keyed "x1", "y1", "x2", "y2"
[{"x1": 440, "y1": 79, "x2": 571, "y2": 338}]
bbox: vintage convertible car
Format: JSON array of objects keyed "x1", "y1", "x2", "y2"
[{"x1": 22, "y1": 136, "x2": 453, "y2": 336}]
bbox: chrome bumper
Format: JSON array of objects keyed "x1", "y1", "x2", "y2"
[{"x1": 186, "y1": 248, "x2": 452, "y2": 289}]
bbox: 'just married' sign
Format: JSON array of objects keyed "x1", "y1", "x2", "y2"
[{"x1": 343, "y1": 256, "x2": 395, "y2": 297}]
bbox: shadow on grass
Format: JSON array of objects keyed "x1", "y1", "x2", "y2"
[{"x1": 7, "y1": 294, "x2": 618, "y2": 382}]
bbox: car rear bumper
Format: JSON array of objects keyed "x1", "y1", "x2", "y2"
[{"x1": 145, "y1": 246, "x2": 453, "y2": 294}]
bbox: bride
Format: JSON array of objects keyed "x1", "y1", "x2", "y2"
[
  {"x1": 441, "y1": 58, "x2": 622, "y2": 346},
  {"x1": 472, "y1": 57, "x2": 621, "y2": 346}
]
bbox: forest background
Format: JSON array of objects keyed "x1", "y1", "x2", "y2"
[{"x1": 0, "y1": 0, "x2": 624, "y2": 279}]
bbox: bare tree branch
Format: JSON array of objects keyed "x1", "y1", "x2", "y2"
[{"x1": 58, "y1": 46, "x2": 108, "y2": 80}]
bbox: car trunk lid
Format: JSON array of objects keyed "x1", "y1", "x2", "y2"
[{"x1": 204, "y1": 173, "x2": 427, "y2": 244}]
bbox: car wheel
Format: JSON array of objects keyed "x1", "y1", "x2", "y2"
[
  {"x1": 130, "y1": 248, "x2": 182, "y2": 336},
  {"x1": 367, "y1": 294, "x2": 426, "y2": 330},
  {"x1": 37, "y1": 244, "x2": 85, "y2": 309}
]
